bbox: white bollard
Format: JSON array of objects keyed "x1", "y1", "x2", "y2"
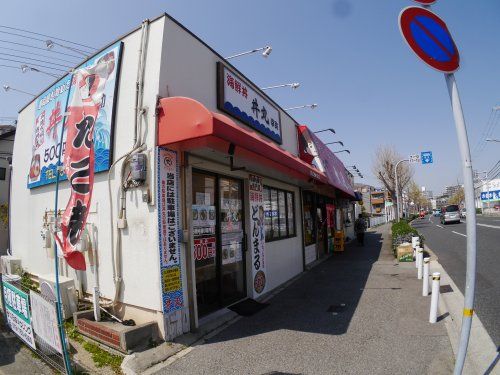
[
  {"x1": 412, "y1": 237, "x2": 420, "y2": 267},
  {"x1": 429, "y1": 272, "x2": 441, "y2": 323},
  {"x1": 422, "y1": 257, "x2": 430, "y2": 296},
  {"x1": 417, "y1": 248, "x2": 423, "y2": 279}
]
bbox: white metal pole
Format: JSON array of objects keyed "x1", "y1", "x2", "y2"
[
  {"x1": 417, "y1": 248, "x2": 423, "y2": 280},
  {"x1": 445, "y1": 73, "x2": 477, "y2": 375},
  {"x1": 429, "y1": 272, "x2": 440, "y2": 323},
  {"x1": 395, "y1": 168, "x2": 400, "y2": 222},
  {"x1": 423, "y1": 257, "x2": 430, "y2": 296}
]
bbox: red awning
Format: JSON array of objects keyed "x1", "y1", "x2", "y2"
[{"x1": 157, "y1": 97, "x2": 329, "y2": 184}]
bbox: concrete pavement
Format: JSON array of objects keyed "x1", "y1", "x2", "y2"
[
  {"x1": 0, "y1": 313, "x2": 52, "y2": 375},
  {"x1": 146, "y1": 224, "x2": 454, "y2": 375},
  {"x1": 412, "y1": 215, "x2": 500, "y2": 347}
]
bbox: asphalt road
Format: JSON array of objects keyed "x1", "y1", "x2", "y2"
[{"x1": 412, "y1": 214, "x2": 500, "y2": 347}]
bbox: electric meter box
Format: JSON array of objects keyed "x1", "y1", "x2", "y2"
[{"x1": 130, "y1": 153, "x2": 147, "y2": 182}]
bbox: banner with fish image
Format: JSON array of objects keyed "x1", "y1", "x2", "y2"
[{"x1": 27, "y1": 42, "x2": 122, "y2": 188}]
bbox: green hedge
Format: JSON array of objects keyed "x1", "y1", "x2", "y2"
[{"x1": 391, "y1": 220, "x2": 424, "y2": 256}]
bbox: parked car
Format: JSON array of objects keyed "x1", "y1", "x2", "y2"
[
  {"x1": 460, "y1": 208, "x2": 467, "y2": 218},
  {"x1": 433, "y1": 210, "x2": 441, "y2": 217},
  {"x1": 441, "y1": 205, "x2": 461, "y2": 224}
]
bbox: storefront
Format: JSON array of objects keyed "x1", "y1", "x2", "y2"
[{"x1": 8, "y1": 13, "x2": 356, "y2": 342}]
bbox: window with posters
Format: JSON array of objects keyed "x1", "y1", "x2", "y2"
[
  {"x1": 192, "y1": 170, "x2": 247, "y2": 316},
  {"x1": 263, "y1": 186, "x2": 296, "y2": 242}
]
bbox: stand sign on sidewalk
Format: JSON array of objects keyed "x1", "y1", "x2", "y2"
[{"x1": 2, "y1": 279, "x2": 36, "y2": 350}]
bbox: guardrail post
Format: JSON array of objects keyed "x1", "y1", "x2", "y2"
[
  {"x1": 417, "y1": 248, "x2": 423, "y2": 279},
  {"x1": 429, "y1": 272, "x2": 441, "y2": 323},
  {"x1": 422, "y1": 257, "x2": 430, "y2": 296}
]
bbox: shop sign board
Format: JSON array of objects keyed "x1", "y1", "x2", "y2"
[
  {"x1": 249, "y1": 174, "x2": 266, "y2": 296},
  {"x1": 480, "y1": 190, "x2": 500, "y2": 202},
  {"x1": 217, "y1": 63, "x2": 282, "y2": 144},
  {"x1": 28, "y1": 42, "x2": 123, "y2": 189},
  {"x1": 2, "y1": 279, "x2": 36, "y2": 350},
  {"x1": 30, "y1": 291, "x2": 62, "y2": 354},
  {"x1": 157, "y1": 147, "x2": 183, "y2": 313}
]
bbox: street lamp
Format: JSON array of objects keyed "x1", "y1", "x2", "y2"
[
  {"x1": 21, "y1": 64, "x2": 59, "y2": 78},
  {"x1": 325, "y1": 141, "x2": 344, "y2": 147},
  {"x1": 284, "y1": 103, "x2": 318, "y2": 111},
  {"x1": 3, "y1": 85, "x2": 35, "y2": 96},
  {"x1": 261, "y1": 82, "x2": 300, "y2": 91},
  {"x1": 333, "y1": 149, "x2": 350, "y2": 154},
  {"x1": 46, "y1": 39, "x2": 89, "y2": 57},
  {"x1": 226, "y1": 45, "x2": 272, "y2": 60},
  {"x1": 313, "y1": 128, "x2": 335, "y2": 134},
  {"x1": 485, "y1": 138, "x2": 500, "y2": 143}
]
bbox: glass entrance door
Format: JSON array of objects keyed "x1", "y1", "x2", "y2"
[
  {"x1": 192, "y1": 172, "x2": 246, "y2": 318},
  {"x1": 219, "y1": 177, "x2": 246, "y2": 305}
]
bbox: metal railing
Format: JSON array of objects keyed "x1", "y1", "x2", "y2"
[
  {"x1": 369, "y1": 215, "x2": 387, "y2": 227},
  {"x1": 1, "y1": 274, "x2": 67, "y2": 373}
]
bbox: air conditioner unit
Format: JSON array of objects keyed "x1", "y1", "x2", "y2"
[
  {"x1": 0, "y1": 256, "x2": 22, "y2": 276},
  {"x1": 38, "y1": 274, "x2": 78, "y2": 320}
]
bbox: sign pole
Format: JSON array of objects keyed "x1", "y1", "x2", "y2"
[{"x1": 444, "y1": 73, "x2": 477, "y2": 375}]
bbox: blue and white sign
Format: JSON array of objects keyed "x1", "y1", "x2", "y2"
[
  {"x1": 480, "y1": 190, "x2": 500, "y2": 202},
  {"x1": 218, "y1": 63, "x2": 282, "y2": 144},
  {"x1": 421, "y1": 151, "x2": 433, "y2": 164}
]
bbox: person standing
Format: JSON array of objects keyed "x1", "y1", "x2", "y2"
[{"x1": 354, "y1": 214, "x2": 367, "y2": 246}]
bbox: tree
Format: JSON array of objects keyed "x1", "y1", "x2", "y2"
[
  {"x1": 372, "y1": 145, "x2": 414, "y2": 202},
  {"x1": 448, "y1": 187, "x2": 465, "y2": 205},
  {"x1": 0, "y1": 203, "x2": 7, "y2": 228},
  {"x1": 407, "y1": 181, "x2": 430, "y2": 213}
]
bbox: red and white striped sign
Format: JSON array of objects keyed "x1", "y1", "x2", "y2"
[{"x1": 55, "y1": 52, "x2": 116, "y2": 270}]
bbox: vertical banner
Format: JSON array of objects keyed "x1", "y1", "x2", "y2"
[
  {"x1": 2, "y1": 279, "x2": 36, "y2": 350},
  {"x1": 249, "y1": 174, "x2": 266, "y2": 296},
  {"x1": 157, "y1": 148, "x2": 183, "y2": 314},
  {"x1": 30, "y1": 291, "x2": 62, "y2": 354}
]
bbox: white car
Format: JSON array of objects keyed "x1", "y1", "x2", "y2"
[
  {"x1": 441, "y1": 205, "x2": 461, "y2": 224},
  {"x1": 460, "y1": 208, "x2": 466, "y2": 218}
]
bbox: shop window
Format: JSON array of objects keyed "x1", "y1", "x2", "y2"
[
  {"x1": 0, "y1": 167, "x2": 5, "y2": 180},
  {"x1": 263, "y1": 186, "x2": 296, "y2": 241}
]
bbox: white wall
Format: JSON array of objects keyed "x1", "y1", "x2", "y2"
[
  {"x1": 159, "y1": 17, "x2": 300, "y2": 156},
  {"x1": 10, "y1": 18, "x2": 166, "y2": 315}
]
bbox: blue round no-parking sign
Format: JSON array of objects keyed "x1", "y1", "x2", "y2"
[{"x1": 399, "y1": 6, "x2": 460, "y2": 73}]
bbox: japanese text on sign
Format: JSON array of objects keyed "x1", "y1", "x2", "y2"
[
  {"x1": 218, "y1": 63, "x2": 282, "y2": 144},
  {"x1": 249, "y1": 174, "x2": 266, "y2": 295},
  {"x1": 157, "y1": 148, "x2": 183, "y2": 314}
]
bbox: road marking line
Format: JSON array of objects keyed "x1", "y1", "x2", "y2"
[
  {"x1": 477, "y1": 223, "x2": 500, "y2": 229},
  {"x1": 452, "y1": 231, "x2": 466, "y2": 237},
  {"x1": 436, "y1": 224, "x2": 444, "y2": 228}
]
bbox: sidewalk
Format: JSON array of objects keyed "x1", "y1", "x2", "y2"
[{"x1": 144, "y1": 224, "x2": 455, "y2": 375}]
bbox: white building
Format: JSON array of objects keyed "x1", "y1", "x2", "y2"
[{"x1": 7, "y1": 14, "x2": 356, "y2": 343}]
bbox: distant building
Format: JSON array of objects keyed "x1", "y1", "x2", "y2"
[
  {"x1": 421, "y1": 186, "x2": 433, "y2": 200},
  {"x1": 444, "y1": 184, "x2": 463, "y2": 198},
  {"x1": 370, "y1": 188, "x2": 392, "y2": 215},
  {"x1": 354, "y1": 183, "x2": 375, "y2": 215}
]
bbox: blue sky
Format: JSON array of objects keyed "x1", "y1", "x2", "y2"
[{"x1": 1, "y1": 0, "x2": 499, "y2": 195}]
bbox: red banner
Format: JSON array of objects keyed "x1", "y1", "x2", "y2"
[{"x1": 55, "y1": 52, "x2": 116, "y2": 270}]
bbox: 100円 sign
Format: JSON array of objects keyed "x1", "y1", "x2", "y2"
[{"x1": 2, "y1": 278, "x2": 36, "y2": 349}]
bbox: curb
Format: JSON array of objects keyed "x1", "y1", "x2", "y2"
[{"x1": 424, "y1": 245, "x2": 499, "y2": 375}]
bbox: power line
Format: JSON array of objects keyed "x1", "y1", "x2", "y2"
[
  {"x1": 0, "y1": 46, "x2": 77, "y2": 65},
  {"x1": 0, "y1": 52, "x2": 72, "y2": 68},
  {"x1": 0, "y1": 25, "x2": 96, "y2": 51},
  {"x1": 0, "y1": 57, "x2": 65, "y2": 72},
  {"x1": 0, "y1": 39, "x2": 82, "y2": 59},
  {"x1": 0, "y1": 30, "x2": 92, "y2": 55}
]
